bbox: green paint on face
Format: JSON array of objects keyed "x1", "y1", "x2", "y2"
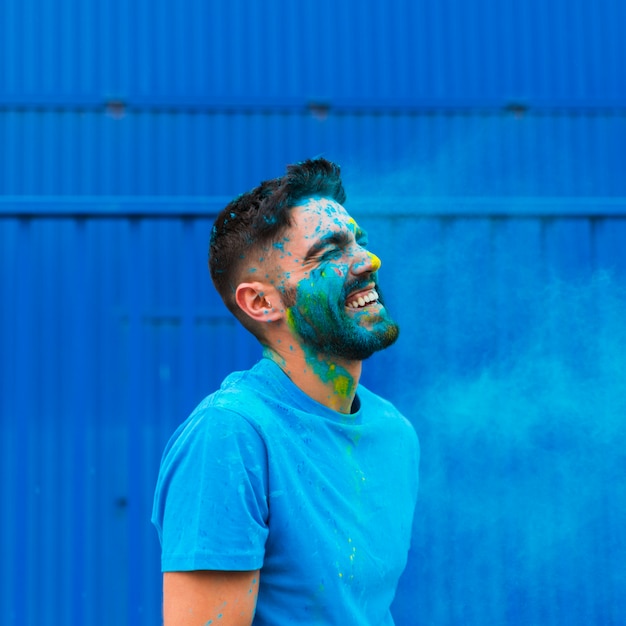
[
  {"x1": 283, "y1": 304, "x2": 356, "y2": 400},
  {"x1": 272, "y1": 196, "x2": 400, "y2": 399},
  {"x1": 283, "y1": 261, "x2": 399, "y2": 363}
]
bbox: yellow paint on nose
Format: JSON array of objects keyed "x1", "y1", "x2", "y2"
[{"x1": 368, "y1": 251, "x2": 382, "y2": 271}]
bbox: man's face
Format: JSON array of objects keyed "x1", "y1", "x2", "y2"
[{"x1": 269, "y1": 197, "x2": 399, "y2": 361}]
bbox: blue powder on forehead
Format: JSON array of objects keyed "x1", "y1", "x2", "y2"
[{"x1": 321, "y1": 199, "x2": 340, "y2": 213}]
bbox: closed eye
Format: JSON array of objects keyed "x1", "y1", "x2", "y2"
[
  {"x1": 304, "y1": 232, "x2": 351, "y2": 263},
  {"x1": 324, "y1": 242, "x2": 346, "y2": 256}
]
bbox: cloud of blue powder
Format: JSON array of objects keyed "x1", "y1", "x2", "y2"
[
  {"x1": 343, "y1": 141, "x2": 626, "y2": 622},
  {"x1": 403, "y1": 268, "x2": 626, "y2": 623}
]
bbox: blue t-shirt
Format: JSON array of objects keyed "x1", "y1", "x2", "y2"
[{"x1": 152, "y1": 358, "x2": 420, "y2": 625}]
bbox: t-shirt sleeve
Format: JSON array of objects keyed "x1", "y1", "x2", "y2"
[{"x1": 152, "y1": 405, "x2": 269, "y2": 572}]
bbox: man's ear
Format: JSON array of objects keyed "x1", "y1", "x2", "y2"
[{"x1": 235, "y1": 282, "x2": 283, "y2": 323}]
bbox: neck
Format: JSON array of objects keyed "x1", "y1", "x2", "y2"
[{"x1": 263, "y1": 343, "x2": 362, "y2": 414}]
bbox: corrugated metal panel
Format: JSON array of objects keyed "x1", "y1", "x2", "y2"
[
  {"x1": 0, "y1": 110, "x2": 625, "y2": 196},
  {"x1": 0, "y1": 214, "x2": 261, "y2": 626},
  {"x1": 2, "y1": 0, "x2": 625, "y2": 104},
  {"x1": 2, "y1": 0, "x2": 625, "y2": 623},
  {"x1": 2, "y1": 206, "x2": 626, "y2": 625}
]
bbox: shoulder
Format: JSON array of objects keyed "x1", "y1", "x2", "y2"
[{"x1": 161, "y1": 360, "x2": 287, "y2": 459}]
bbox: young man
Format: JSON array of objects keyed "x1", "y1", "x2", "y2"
[{"x1": 152, "y1": 158, "x2": 420, "y2": 625}]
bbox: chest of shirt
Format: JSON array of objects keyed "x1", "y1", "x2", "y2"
[{"x1": 259, "y1": 416, "x2": 416, "y2": 599}]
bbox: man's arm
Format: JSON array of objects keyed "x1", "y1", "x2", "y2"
[{"x1": 163, "y1": 570, "x2": 260, "y2": 626}]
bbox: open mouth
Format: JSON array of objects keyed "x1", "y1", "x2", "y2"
[{"x1": 346, "y1": 288, "x2": 380, "y2": 310}]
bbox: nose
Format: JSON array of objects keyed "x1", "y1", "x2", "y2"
[
  {"x1": 352, "y1": 247, "x2": 382, "y2": 275},
  {"x1": 368, "y1": 251, "x2": 382, "y2": 272}
]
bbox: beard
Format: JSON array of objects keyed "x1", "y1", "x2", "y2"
[{"x1": 282, "y1": 281, "x2": 400, "y2": 361}]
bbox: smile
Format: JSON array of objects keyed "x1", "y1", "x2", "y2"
[{"x1": 346, "y1": 289, "x2": 380, "y2": 309}]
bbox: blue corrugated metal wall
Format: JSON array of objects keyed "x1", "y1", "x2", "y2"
[
  {"x1": 1, "y1": 1, "x2": 625, "y2": 625},
  {"x1": 1, "y1": 0, "x2": 624, "y2": 103},
  {"x1": 0, "y1": 112, "x2": 625, "y2": 196},
  {"x1": 2, "y1": 209, "x2": 625, "y2": 625}
]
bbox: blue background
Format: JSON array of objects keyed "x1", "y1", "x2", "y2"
[{"x1": 1, "y1": 1, "x2": 625, "y2": 624}]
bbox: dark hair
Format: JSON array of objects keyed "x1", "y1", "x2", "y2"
[{"x1": 208, "y1": 158, "x2": 346, "y2": 331}]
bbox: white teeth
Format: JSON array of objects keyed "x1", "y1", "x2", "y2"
[{"x1": 347, "y1": 289, "x2": 379, "y2": 309}]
